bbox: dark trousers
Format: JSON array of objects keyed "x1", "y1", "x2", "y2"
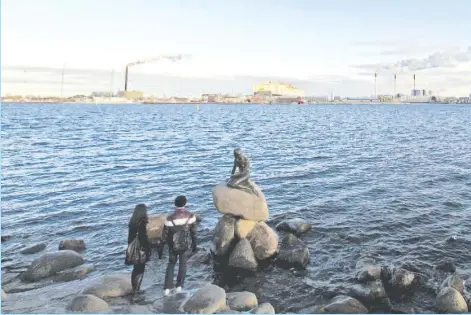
[
  {"x1": 164, "y1": 250, "x2": 188, "y2": 290},
  {"x1": 132, "y1": 263, "x2": 145, "y2": 291}
]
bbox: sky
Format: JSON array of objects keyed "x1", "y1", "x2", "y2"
[{"x1": 2, "y1": 0, "x2": 471, "y2": 97}]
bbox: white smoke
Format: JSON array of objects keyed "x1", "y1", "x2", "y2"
[{"x1": 126, "y1": 54, "x2": 190, "y2": 67}]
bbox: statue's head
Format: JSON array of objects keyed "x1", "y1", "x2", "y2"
[{"x1": 234, "y1": 148, "x2": 242, "y2": 157}]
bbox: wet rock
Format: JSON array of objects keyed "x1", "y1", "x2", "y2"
[
  {"x1": 214, "y1": 215, "x2": 237, "y2": 256},
  {"x1": 183, "y1": 283, "x2": 227, "y2": 314},
  {"x1": 355, "y1": 257, "x2": 382, "y2": 283},
  {"x1": 195, "y1": 213, "x2": 203, "y2": 222},
  {"x1": 66, "y1": 294, "x2": 109, "y2": 313},
  {"x1": 3, "y1": 278, "x2": 49, "y2": 293},
  {"x1": 1, "y1": 272, "x2": 20, "y2": 285},
  {"x1": 440, "y1": 274, "x2": 465, "y2": 294},
  {"x1": 275, "y1": 218, "x2": 312, "y2": 236},
  {"x1": 351, "y1": 279, "x2": 391, "y2": 311},
  {"x1": 215, "y1": 308, "x2": 243, "y2": 314},
  {"x1": 276, "y1": 234, "x2": 309, "y2": 269},
  {"x1": 147, "y1": 214, "x2": 166, "y2": 243},
  {"x1": 435, "y1": 259, "x2": 457, "y2": 273},
  {"x1": 53, "y1": 263, "x2": 95, "y2": 282},
  {"x1": 1, "y1": 235, "x2": 11, "y2": 243},
  {"x1": 83, "y1": 274, "x2": 133, "y2": 298},
  {"x1": 389, "y1": 268, "x2": 417, "y2": 292},
  {"x1": 2, "y1": 289, "x2": 6, "y2": 301},
  {"x1": 212, "y1": 180, "x2": 269, "y2": 221},
  {"x1": 324, "y1": 295, "x2": 368, "y2": 314},
  {"x1": 227, "y1": 291, "x2": 258, "y2": 311},
  {"x1": 20, "y1": 243, "x2": 47, "y2": 255},
  {"x1": 247, "y1": 222, "x2": 279, "y2": 260},
  {"x1": 229, "y1": 238, "x2": 258, "y2": 271},
  {"x1": 251, "y1": 302, "x2": 276, "y2": 314},
  {"x1": 21, "y1": 250, "x2": 85, "y2": 282},
  {"x1": 436, "y1": 287, "x2": 468, "y2": 313},
  {"x1": 188, "y1": 248, "x2": 212, "y2": 267},
  {"x1": 58, "y1": 239, "x2": 86, "y2": 252},
  {"x1": 236, "y1": 219, "x2": 257, "y2": 239}
]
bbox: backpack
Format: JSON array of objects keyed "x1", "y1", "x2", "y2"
[
  {"x1": 125, "y1": 226, "x2": 147, "y2": 265},
  {"x1": 171, "y1": 217, "x2": 192, "y2": 252}
]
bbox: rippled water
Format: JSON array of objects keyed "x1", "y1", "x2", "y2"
[{"x1": 2, "y1": 103, "x2": 471, "y2": 313}]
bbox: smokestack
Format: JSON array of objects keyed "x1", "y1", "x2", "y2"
[
  {"x1": 124, "y1": 65, "x2": 129, "y2": 91},
  {"x1": 374, "y1": 73, "x2": 377, "y2": 98},
  {"x1": 394, "y1": 73, "x2": 397, "y2": 97},
  {"x1": 413, "y1": 73, "x2": 416, "y2": 91}
]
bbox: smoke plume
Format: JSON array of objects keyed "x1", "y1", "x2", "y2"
[{"x1": 126, "y1": 54, "x2": 190, "y2": 67}]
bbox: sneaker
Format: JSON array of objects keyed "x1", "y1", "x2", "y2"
[
  {"x1": 175, "y1": 286, "x2": 182, "y2": 293},
  {"x1": 164, "y1": 289, "x2": 171, "y2": 297}
]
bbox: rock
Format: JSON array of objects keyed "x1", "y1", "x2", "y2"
[
  {"x1": 58, "y1": 239, "x2": 86, "y2": 252},
  {"x1": 21, "y1": 250, "x2": 85, "y2": 282},
  {"x1": 247, "y1": 222, "x2": 278, "y2": 261},
  {"x1": 227, "y1": 291, "x2": 258, "y2": 311},
  {"x1": 355, "y1": 257, "x2": 382, "y2": 283},
  {"x1": 251, "y1": 302, "x2": 276, "y2": 314},
  {"x1": 3, "y1": 278, "x2": 48, "y2": 293},
  {"x1": 436, "y1": 287, "x2": 468, "y2": 313},
  {"x1": 2, "y1": 289, "x2": 6, "y2": 301},
  {"x1": 83, "y1": 274, "x2": 132, "y2": 298},
  {"x1": 215, "y1": 309, "x2": 242, "y2": 314},
  {"x1": 1, "y1": 235, "x2": 11, "y2": 243},
  {"x1": 229, "y1": 238, "x2": 258, "y2": 271},
  {"x1": 188, "y1": 248, "x2": 212, "y2": 267},
  {"x1": 20, "y1": 243, "x2": 47, "y2": 255},
  {"x1": 324, "y1": 295, "x2": 368, "y2": 314},
  {"x1": 236, "y1": 219, "x2": 257, "y2": 239},
  {"x1": 351, "y1": 279, "x2": 391, "y2": 311},
  {"x1": 66, "y1": 294, "x2": 110, "y2": 313},
  {"x1": 389, "y1": 268, "x2": 416, "y2": 291},
  {"x1": 212, "y1": 180, "x2": 269, "y2": 221},
  {"x1": 436, "y1": 259, "x2": 457, "y2": 273},
  {"x1": 183, "y1": 283, "x2": 227, "y2": 314},
  {"x1": 276, "y1": 234, "x2": 309, "y2": 269},
  {"x1": 195, "y1": 213, "x2": 203, "y2": 222},
  {"x1": 275, "y1": 218, "x2": 312, "y2": 236},
  {"x1": 440, "y1": 274, "x2": 465, "y2": 294},
  {"x1": 53, "y1": 264, "x2": 95, "y2": 282},
  {"x1": 1, "y1": 272, "x2": 20, "y2": 285},
  {"x1": 147, "y1": 214, "x2": 166, "y2": 242},
  {"x1": 214, "y1": 215, "x2": 237, "y2": 256}
]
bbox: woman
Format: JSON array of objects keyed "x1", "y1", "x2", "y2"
[{"x1": 127, "y1": 204, "x2": 151, "y2": 293}]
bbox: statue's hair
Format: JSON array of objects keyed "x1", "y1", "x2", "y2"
[{"x1": 234, "y1": 148, "x2": 242, "y2": 155}]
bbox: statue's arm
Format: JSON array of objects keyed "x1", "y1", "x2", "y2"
[{"x1": 231, "y1": 160, "x2": 237, "y2": 175}]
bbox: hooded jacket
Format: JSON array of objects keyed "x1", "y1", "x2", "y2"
[{"x1": 158, "y1": 207, "x2": 197, "y2": 256}]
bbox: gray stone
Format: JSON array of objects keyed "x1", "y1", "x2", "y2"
[
  {"x1": 390, "y1": 268, "x2": 416, "y2": 291},
  {"x1": 436, "y1": 287, "x2": 468, "y2": 313},
  {"x1": 440, "y1": 274, "x2": 465, "y2": 294},
  {"x1": 276, "y1": 234, "x2": 309, "y2": 269},
  {"x1": 351, "y1": 279, "x2": 391, "y2": 310},
  {"x1": 1, "y1": 272, "x2": 20, "y2": 285},
  {"x1": 355, "y1": 257, "x2": 382, "y2": 283},
  {"x1": 229, "y1": 238, "x2": 258, "y2": 271},
  {"x1": 21, "y1": 250, "x2": 84, "y2": 282},
  {"x1": 53, "y1": 264, "x2": 95, "y2": 282},
  {"x1": 324, "y1": 295, "x2": 368, "y2": 314},
  {"x1": 215, "y1": 308, "x2": 243, "y2": 314},
  {"x1": 188, "y1": 248, "x2": 212, "y2": 267},
  {"x1": 66, "y1": 294, "x2": 110, "y2": 313},
  {"x1": 275, "y1": 218, "x2": 312, "y2": 236},
  {"x1": 251, "y1": 302, "x2": 276, "y2": 314},
  {"x1": 20, "y1": 243, "x2": 47, "y2": 255},
  {"x1": 183, "y1": 283, "x2": 227, "y2": 314},
  {"x1": 227, "y1": 291, "x2": 258, "y2": 311},
  {"x1": 213, "y1": 215, "x2": 237, "y2": 256},
  {"x1": 435, "y1": 259, "x2": 457, "y2": 273},
  {"x1": 247, "y1": 222, "x2": 278, "y2": 261},
  {"x1": 3, "y1": 278, "x2": 48, "y2": 293},
  {"x1": 59, "y1": 239, "x2": 86, "y2": 252},
  {"x1": 83, "y1": 274, "x2": 132, "y2": 298}
]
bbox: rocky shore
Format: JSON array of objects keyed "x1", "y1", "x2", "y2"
[{"x1": 2, "y1": 179, "x2": 470, "y2": 314}]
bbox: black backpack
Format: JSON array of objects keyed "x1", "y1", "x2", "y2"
[{"x1": 171, "y1": 217, "x2": 192, "y2": 252}]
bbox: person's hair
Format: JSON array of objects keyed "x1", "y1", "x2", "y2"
[
  {"x1": 129, "y1": 204, "x2": 148, "y2": 226},
  {"x1": 175, "y1": 195, "x2": 187, "y2": 208}
]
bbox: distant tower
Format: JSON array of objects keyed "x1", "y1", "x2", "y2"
[
  {"x1": 413, "y1": 73, "x2": 416, "y2": 91},
  {"x1": 394, "y1": 73, "x2": 397, "y2": 97},
  {"x1": 374, "y1": 72, "x2": 377, "y2": 98}
]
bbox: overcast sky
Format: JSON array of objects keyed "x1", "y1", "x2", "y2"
[{"x1": 2, "y1": 0, "x2": 471, "y2": 97}]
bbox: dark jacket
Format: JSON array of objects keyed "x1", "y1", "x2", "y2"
[
  {"x1": 158, "y1": 207, "x2": 197, "y2": 256},
  {"x1": 128, "y1": 219, "x2": 151, "y2": 259}
]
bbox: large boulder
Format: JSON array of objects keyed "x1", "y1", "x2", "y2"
[
  {"x1": 214, "y1": 215, "x2": 237, "y2": 256},
  {"x1": 440, "y1": 274, "x2": 465, "y2": 294},
  {"x1": 236, "y1": 219, "x2": 257, "y2": 239},
  {"x1": 247, "y1": 222, "x2": 278, "y2": 261},
  {"x1": 83, "y1": 274, "x2": 133, "y2": 298},
  {"x1": 276, "y1": 234, "x2": 309, "y2": 269},
  {"x1": 53, "y1": 263, "x2": 95, "y2": 282},
  {"x1": 147, "y1": 214, "x2": 166, "y2": 243},
  {"x1": 66, "y1": 294, "x2": 110, "y2": 313},
  {"x1": 21, "y1": 250, "x2": 85, "y2": 282},
  {"x1": 351, "y1": 279, "x2": 391, "y2": 311},
  {"x1": 59, "y1": 239, "x2": 86, "y2": 252},
  {"x1": 275, "y1": 219, "x2": 312, "y2": 236},
  {"x1": 229, "y1": 239, "x2": 258, "y2": 271},
  {"x1": 212, "y1": 181, "x2": 269, "y2": 221},
  {"x1": 324, "y1": 295, "x2": 368, "y2": 314},
  {"x1": 20, "y1": 243, "x2": 47, "y2": 255},
  {"x1": 435, "y1": 259, "x2": 457, "y2": 273},
  {"x1": 251, "y1": 303, "x2": 275, "y2": 314},
  {"x1": 436, "y1": 287, "x2": 468, "y2": 313},
  {"x1": 227, "y1": 291, "x2": 258, "y2": 311},
  {"x1": 389, "y1": 268, "x2": 416, "y2": 291},
  {"x1": 355, "y1": 257, "x2": 382, "y2": 283},
  {"x1": 183, "y1": 283, "x2": 227, "y2": 314}
]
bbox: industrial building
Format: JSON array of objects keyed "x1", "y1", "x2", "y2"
[{"x1": 253, "y1": 82, "x2": 305, "y2": 97}]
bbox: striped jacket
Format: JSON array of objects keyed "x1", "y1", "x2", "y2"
[{"x1": 158, "y1": 207, "x2": 197, "y2": 255}]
